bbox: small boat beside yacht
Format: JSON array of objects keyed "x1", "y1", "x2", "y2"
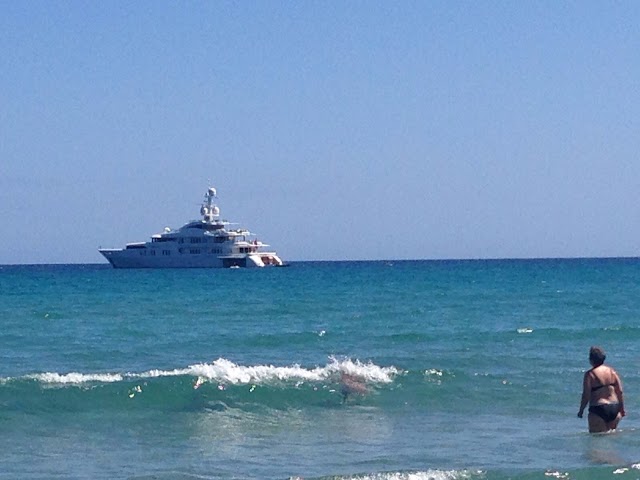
[{"x1": 99, "y1": 186, "x2": 284, "y2": 268}]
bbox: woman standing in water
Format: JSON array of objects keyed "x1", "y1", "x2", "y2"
[{"x1": 578, "y1": 346, "x2": 625, "y2": 433}]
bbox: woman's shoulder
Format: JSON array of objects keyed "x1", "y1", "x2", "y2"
[
  {"x1": 607, "y1": 365, "x2": 620, "y2": 377},
  {"x1": 600, "y1": 365, "x2": 620, "y2": 383}
]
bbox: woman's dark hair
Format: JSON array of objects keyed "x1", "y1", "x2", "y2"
[{"x1": 589, "y1": 346, "x2": 606, "y2": 366}]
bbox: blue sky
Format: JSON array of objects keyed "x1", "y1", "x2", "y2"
[{"x1": 2, "y1": 1, "x2": 639, "y2": 264}]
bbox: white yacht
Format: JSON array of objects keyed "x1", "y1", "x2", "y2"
[{"x1": 99, "y1": 187, "x2": 284, "y2": 268}]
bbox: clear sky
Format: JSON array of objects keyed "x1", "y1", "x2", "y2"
[{"x1": 2, "y1": 1, "x2": 639, "y2": 264}]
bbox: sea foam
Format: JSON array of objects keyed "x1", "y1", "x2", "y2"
[
  {"x1": 188, "y1": 357, "x2": 399, "y2": 386},
  {"x1": 27, "y1": 372, "x2": 124, "y2": 384},
  {"x1": 307, "y1": 469, "x2": 482, "y2": 480},
  {"x1": 12, "y1": 357, "x2": 399, "y2": 387}
]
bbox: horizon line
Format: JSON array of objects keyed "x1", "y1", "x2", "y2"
[{"x1": 1, "y1": 255, "x2": 639, "y2": 268}]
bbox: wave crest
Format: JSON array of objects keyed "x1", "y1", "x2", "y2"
[
  {"x1": 7, "y1": 357, "x2": 399, "y2": 388},
  {"x1": 27, "y1": 372, "x2": 124, "y2": 384},
  {"x1": 190, "y1": 357, "x2": 398, "y2": 385},
  {"x1": 299, "y1": 469, "x2": 483, "y2": 480}
]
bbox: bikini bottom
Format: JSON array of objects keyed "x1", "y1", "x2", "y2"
[{"x1": 589, "y1": 403, "x2": 620, "y2": 423}]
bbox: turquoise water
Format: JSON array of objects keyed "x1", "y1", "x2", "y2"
[{"x1": 1, "y1": 259, "x2": 639, "y2": 479}]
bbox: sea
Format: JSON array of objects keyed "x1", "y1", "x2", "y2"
[{"x1": 1, "y1": 258, "x2": 639, "y2": 480}]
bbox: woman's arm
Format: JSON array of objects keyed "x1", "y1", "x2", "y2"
[
  {"x1": 613, "y1": 369, "x2": 625, "y2": 416},
  {"x1": 578, "y1": 371, "x2": 591, "y2": 417}
]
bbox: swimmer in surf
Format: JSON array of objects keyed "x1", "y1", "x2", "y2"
[
  {"x1": 578, "y1": 346, "x2": 625, "y2": 433},
  {"x1": 340, "y1": 373, "x2": 368, "y2": 402}
]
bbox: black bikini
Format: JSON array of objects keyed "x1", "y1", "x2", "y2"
[
  {"x1": 589, "y1": 378, "x2": 620, "y2": 423},
  {"x1": 591, "y1": 382, "x2": 615, "y2": 392},
  {"x1": 589, "y1": 403, "x2": 620, "y2": 423}
]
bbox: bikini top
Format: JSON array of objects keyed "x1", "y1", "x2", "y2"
[
  {"x1": 591, "y1": 382, "x2": 615, "y2": 392},
  {"x1": 589, "y1": 368, "x2": 617, "y2": 392}
]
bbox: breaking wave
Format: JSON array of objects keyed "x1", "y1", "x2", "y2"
[
  {"x1": 10, "y1": 357, "x2": 399, "y2": 387},
  {"x1": 0, "y1": 357, "x2": 402, "y2": 413}
]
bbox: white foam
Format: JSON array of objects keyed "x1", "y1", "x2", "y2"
[
  {"x1": 187, "y1": 358, "x2": 322, "y2": 384},
  {"x1": 185, "y1": 357, "x2": 399, "y2": 385},
  {"x1": 424, "y1": 369, "x2": 448, "y2": 385},
  {"x1": 134, "y1": 368, "x2": 191, "y2": 378},
  {"x1": 28, "y1": 372, "x2": 124, "y2": 384},
  {"x1": 327, "y1": 470, "x2": 481, "y2": 480},
  {"x1": 15, "y1": 357, "x2": 399, "y2": 387},
  {"x1": 544, "y1": 472, "x2": 569, "y2": 479},
  {"x1": 326, "y1": 356, "x2": 400, "y2": 383}
]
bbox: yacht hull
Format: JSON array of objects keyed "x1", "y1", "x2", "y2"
[{"x1": 99, "y1": 249, "x2": 282, "y2": 269}]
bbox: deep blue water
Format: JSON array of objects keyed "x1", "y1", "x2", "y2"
[{"x1": 1, "y1": 259, "x2": 639, "y2": 479}]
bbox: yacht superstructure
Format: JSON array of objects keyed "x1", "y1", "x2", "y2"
[{"x1": 99, "y1": 187, "x2": 284, "y2": 268}]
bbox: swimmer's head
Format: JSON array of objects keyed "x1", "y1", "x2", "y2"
[{"x1": 589, "y1": 346, "x2": 606, "y2": 367}]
